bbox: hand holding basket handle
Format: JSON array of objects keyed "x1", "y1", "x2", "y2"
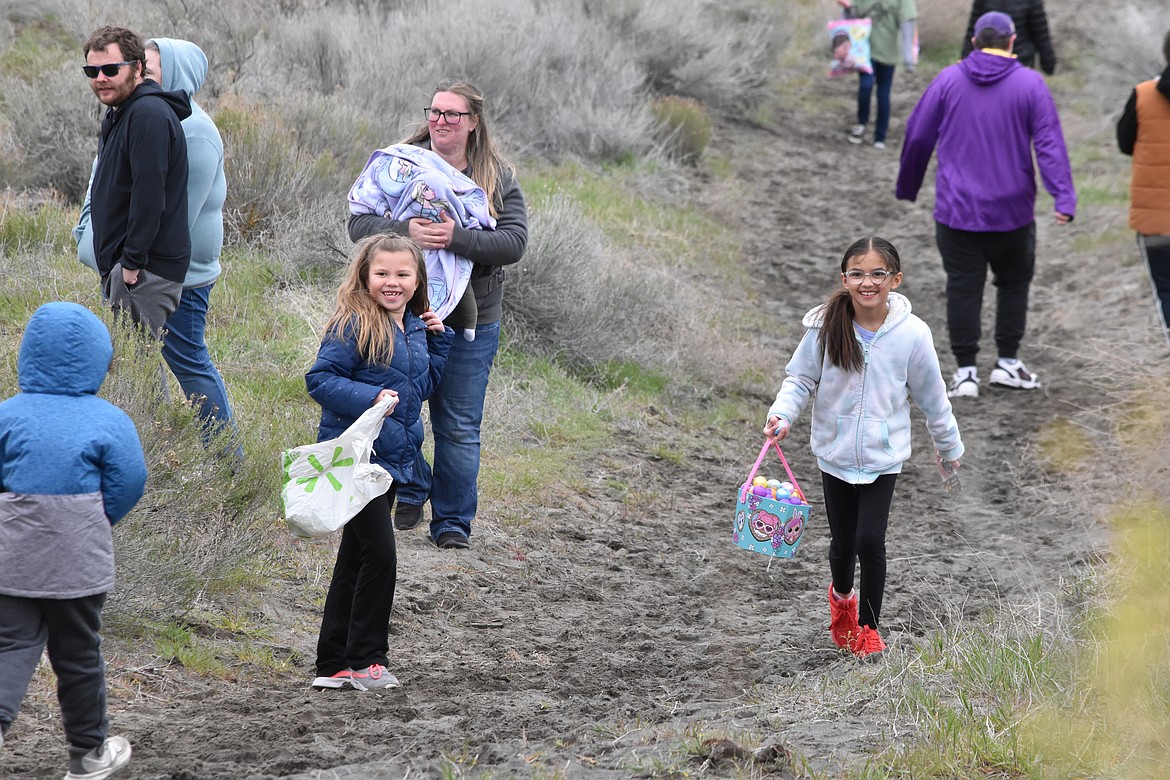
[
  {"x1": 764, "y1": 415, "x2": 789, "y2": 440},
  {"x1": 739, "y1": 438, "x2": 806, "y2": 504}
]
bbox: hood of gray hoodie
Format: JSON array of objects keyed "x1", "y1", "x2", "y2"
[{"x1": 149, "y1": 37, "x2": 207, "y2": 100}]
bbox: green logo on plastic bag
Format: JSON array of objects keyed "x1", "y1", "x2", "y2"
[{"x1": 284, "y1": 446, "x2": 354, "y2": 493}]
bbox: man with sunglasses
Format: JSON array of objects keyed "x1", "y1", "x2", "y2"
[{"x1": 83, "y1": 26, "x2": 191, "y2": 338}]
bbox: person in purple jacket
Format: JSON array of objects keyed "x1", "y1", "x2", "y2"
[{"x1": 896, "y1": 11, "x2": 1075, "y2": 399}]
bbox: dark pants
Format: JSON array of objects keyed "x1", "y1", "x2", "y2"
[
  {"x1": 935, "y1": 221, "x2": 1036, "y2": 367},
  {"x1": 858, "y1": 60, "x2": 896, "y2": 143},
  {"x1": 0, "y1": 593, "x2": 108, "y2": 753},
  {"x1": 315, "y1": 486, "x2": 398, "y2": 677},
  {"x1": 821, "y1": 473, "x2": 898, "y2": 629},
  {"x1": 101, "y1": 264, "x2": 183, "y2": 339},
  {"x1": 1138, "y1": 234, "x2": 1170, "y2": 340}
]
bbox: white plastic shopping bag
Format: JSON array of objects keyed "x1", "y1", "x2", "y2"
[{"x1": 281, "y1": 396, "x2": 397, "y2": 538}]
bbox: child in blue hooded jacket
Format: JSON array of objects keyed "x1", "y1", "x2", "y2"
[
  {"x1": 766, "y1": 237, "x2": 963, "y2": 659},
  {"x1": 0, "y1": 302, "x2": 147, "y2": 779},
  {"x1": 305, "y1": 233, "x2": 452, "y2": 691}
]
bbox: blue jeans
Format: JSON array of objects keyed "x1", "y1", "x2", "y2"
[
  {"x1": 161, "y1": 283, "x2": 235, "y2": 432},
  {"x1": 398, "y1": 322, "x2": 500, "y2": 542},
  {"x1": 857, "y1": 61, "x2": 896, "y2": 143}
]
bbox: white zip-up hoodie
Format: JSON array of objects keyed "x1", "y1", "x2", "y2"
[{"x1": 767, "y1": 292, "x2": 964, "y2": 484}]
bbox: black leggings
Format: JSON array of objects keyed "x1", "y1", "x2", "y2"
[
  {"x1": 315, "y1": 486, "x2": 398, "y2": 676},
  {"x1": 821, "y1": 472, "x2": 898, "y2": 629}
]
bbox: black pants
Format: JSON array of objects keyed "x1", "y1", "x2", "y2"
[
  {"x1": 1139, "y1": 234, "x2": 1170, "y2": 338},
  {"x1": 315, "y1": 486, "x2": 398, "y2": 676},
  {"x1": 821, "y1": 473, "x2": 898, "y2": 629},
  {"x1": 0, "y1": 593, "x2": 108, "y2": 754},
  {"x1": 935, "y1": 221, "x2": 1036, "y2": 367}
]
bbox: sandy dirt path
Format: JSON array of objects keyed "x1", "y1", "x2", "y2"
[{"x1": 7, "y1": 14, "x2": 1163, "y2": 777}]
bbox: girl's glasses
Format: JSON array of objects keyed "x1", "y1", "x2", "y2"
[
  {"x1": 82, "y1": 61, "x2": 134, "y2": 79},
  {"x1": 424, "y1": 108, "x2": 472, "y2": 125},
  {"x1": 843, "y1": 270, "x2": 894, "y2": 284}
]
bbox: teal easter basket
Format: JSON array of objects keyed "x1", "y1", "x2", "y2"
[{"x1": 732, "y1": 440, "x2": 812, "y2": 558}]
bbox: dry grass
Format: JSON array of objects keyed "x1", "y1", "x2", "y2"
[{"x1": 914, "y1": 0, "x2": 975, "y2": 55}]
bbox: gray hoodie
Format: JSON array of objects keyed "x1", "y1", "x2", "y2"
[{"x1": 768, "y1": 292, "x2": 964, "y2": 484}]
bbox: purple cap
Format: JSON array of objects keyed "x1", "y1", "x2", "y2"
[{"x1": 974, "y1": 11, "x2": 1015, "y2": 37}]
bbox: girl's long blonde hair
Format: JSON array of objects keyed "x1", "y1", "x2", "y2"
[
  {"x1": 322, "y1": 233, "x2": 429, "y2": 365},
  {"x1": 404, "y1": 78, "x2": 513, "y2": 218}
]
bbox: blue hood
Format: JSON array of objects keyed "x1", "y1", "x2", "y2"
[
  {"x1": 18, "y1": 303, "x2": 112, "y2": 396},
  {"x1": 148, "y1": 37, "x2": 207, "y2": 98},
  {"x1": 958, "y1": 49, "x2": 1020, "y2": 86}
]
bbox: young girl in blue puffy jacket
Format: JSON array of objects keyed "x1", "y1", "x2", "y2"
[
  {"x1": 305, "y1": 233, "x2": 452, "y2": 691},
  {"x1": 765, "y1": 237, "x2": 963, "y2": 659}
]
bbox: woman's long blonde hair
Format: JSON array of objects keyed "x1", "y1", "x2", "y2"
[
  {"x1": 322, "y1": 234, "x2": 429, "y2": 365},
  {"x1": 404, "y1": 78, "x2": 513, "y2": 217}
]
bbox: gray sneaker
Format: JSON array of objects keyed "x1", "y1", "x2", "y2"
[
  {"x1": 65, "y1": 736, "x2": 132, "y2": 780},
  {"x1": 350, "y1": 664, "x2": 400, "y2": 691},
  {"x1": 849, "y1": 124, "x2": 865, "y2": 144}
]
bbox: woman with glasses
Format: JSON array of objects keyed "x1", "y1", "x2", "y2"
[
  {"x1": 764, "y1": 236, "x2": 963, "y2": 660},
  {"x1": 347, "y1": 80, "x2": 528, "y2": 550}
]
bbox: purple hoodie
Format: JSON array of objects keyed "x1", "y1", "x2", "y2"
[{"x1": 896, "y1": 50, "x2": 1076, "y2": 231}]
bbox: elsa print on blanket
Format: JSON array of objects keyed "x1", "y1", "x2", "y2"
[{"x1": 347, "y1": 144, "x2": 493, "y2": 328}]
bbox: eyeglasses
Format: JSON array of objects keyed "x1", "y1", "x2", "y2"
[
  {"x1": 82, "y1": 61, "x2": 135, "y2": 79},
  {"x1": 424, "y1": 108, "x2": 472, "y2": 125},
  {"x1": 843, "y1": 269, "x2": 896, "y2": 284}
]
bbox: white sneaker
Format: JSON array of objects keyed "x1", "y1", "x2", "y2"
[
  {"x1": 872, "y1": 141, "x2": 886, "y2": 150},
  {"x1": 947, "y1": 371, "x2": 979, "y2": 398},
  {"x1": 65, "y1": 736, "x2": 131, "y2": 780},
  {"x1": 849, "y1": 124, "x2": 865, "y2": 144},
  {"x1": 311, "y1": 669, "x2": 352, "y2": 689},
  {"x1": 989, "y1": 359, "x2": 1041, "y2": 390}
]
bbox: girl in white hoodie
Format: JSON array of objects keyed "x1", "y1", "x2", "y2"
[{"x1": 766, "y1": 236, "x2": 964, "y2": 659}]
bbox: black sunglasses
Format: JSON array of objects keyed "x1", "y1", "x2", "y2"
[{"x1": 82, "y1": 61, "x2": 135, "y2": 79}]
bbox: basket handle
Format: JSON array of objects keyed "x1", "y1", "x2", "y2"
[{"x1": 739, "y1": 439, "x2": 807, "y2": 503}]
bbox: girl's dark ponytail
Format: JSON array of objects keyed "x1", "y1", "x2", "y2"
[{"x1": 819, "y1": 289, "x2": 863, "y2": 371}]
